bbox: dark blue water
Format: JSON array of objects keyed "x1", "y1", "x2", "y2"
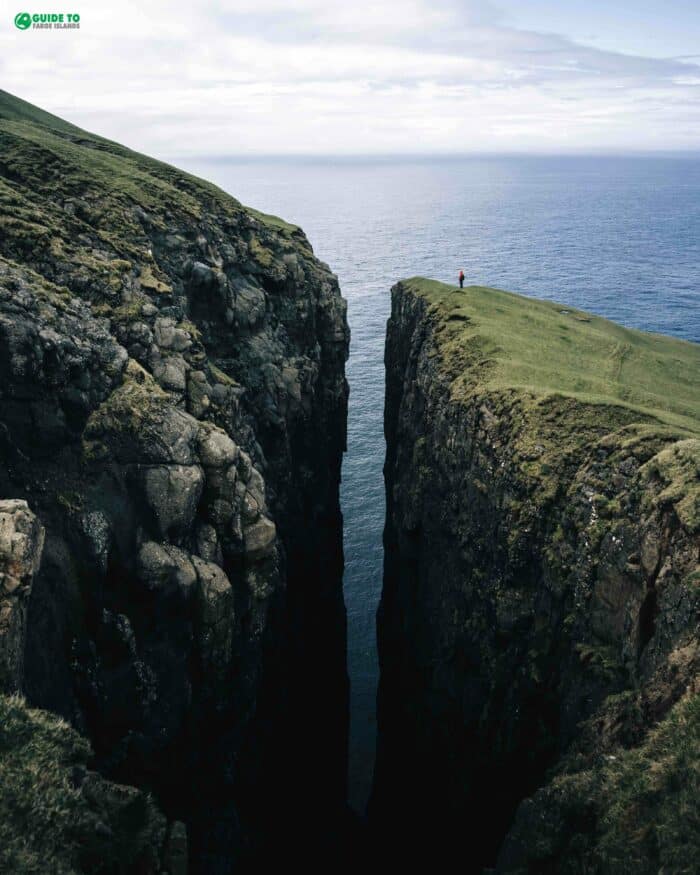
[{"x1": 179, "y1": 154, "x2": 700, "y2": 811}]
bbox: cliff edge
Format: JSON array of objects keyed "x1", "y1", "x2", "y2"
[
  {"x1": 0, "y1": 89, "x2": 349, "y2": 871},
  {"x1": 373, "y1": 278, "x2": 699, "y2": 871}
]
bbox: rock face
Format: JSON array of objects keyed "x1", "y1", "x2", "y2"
[
  {"x1": 0, "y1": 90, "x2": 348, "y2": 870},
  {"x1": 372, "y1": 279, "x2": 699, "y2": 871},
  {"x1": 0, "y1": 499, "x2": 44, "y2": 692}
]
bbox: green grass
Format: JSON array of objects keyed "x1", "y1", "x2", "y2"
[
  {"x1": 597, "y1": 691, "x2": 700, "y2": 871},
  {"x1": 0, "y1": 695, "x2": 164, "y2": 874},
  {"x1": 0, "y1": 89, "x2": 296, "y2": 241},
  {"x1": 0, "y1": 89, "x2": 89, "y2": 137},
  {"x1": 399, "y1": 278, "x2": 699, "y2": 526},
  {"x1": 401, "y1": 278, "x2": 700, "y2": 435},
  {"x1": 246, "y1": 205, "x2": 300, "y2": 234},
  {"x1": 539, "y1": 691, "x2": 700, "y2": 873}
]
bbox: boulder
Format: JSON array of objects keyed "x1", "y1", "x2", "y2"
[{"x1": 141, "y1": 465, "x2": 204, "y2": 539}]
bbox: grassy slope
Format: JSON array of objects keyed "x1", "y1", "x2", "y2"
[
  {"x1": 0, "y1": 89, "x2": 89, "y2": 136},
  {"x1": 402, "y1": 277, "x2": 699, "y2": 435},
  {"x1": 0, "y1": 89, "x2": 297, "y2": 235}
]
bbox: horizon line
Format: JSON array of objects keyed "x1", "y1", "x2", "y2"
[{"x1": 172, "y1": 149, "x2": 700, "y2": 164}]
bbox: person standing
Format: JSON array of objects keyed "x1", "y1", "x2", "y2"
[{"x1": 458, "y1": 269, "x2": 465, "y2": 289}]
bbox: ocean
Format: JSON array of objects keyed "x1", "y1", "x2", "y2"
[{"x1": 178, "y1": 154, "x2": 700, "y2": 811}]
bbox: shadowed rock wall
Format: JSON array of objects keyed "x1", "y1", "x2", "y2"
[{"x1": 372, "y1": 281, "x2": 699, "y2": 872}]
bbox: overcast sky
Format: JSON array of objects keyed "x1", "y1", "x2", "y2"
[{"x1": 2, "y1": 0, "x2": 700, "y2": 157}]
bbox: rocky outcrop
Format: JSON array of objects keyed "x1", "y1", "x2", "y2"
[
  {"x1": 0, "y1": 500, "x2": 44, "y2": 692},
  {"x1": 0, "y1": 90, "x2": 348, "y2": 871},
  {"x1": 372, "y1": 279, "x2": 699, "y2": 871},
  {"x1": 0, "y1": 693, "x2": 189, "y2": 875},
  {"x1": 0, "y1": 500, "x2": 186, "y2": 874},
  {"x1": 0, "y1": 694, "x2": 184, "y2": 875}
]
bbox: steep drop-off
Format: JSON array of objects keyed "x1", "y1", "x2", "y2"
[
  {"x1": 373, "y1": 278, "x2": 699, "y2": 871},
  {"x1": 0, "y1": 90, "x2": 349, "y2": 871}
]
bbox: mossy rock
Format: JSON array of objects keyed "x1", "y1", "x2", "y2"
[
  {"x1": 503, "y1": 691, "x2": 700, "y2": 873},
  {"x1": 0, "y1": 695, "x2": 166, "y2": 874}
]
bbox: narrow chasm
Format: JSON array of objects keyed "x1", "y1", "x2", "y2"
[
  {"x1": 2, "y1": 90, "x2": 699, "y2": 875},
  {"x1": 369, "y1": 279, "x2": 700, "y2": 873}
]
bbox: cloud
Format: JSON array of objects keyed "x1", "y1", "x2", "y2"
[{"x1": 0, "y1": 0, "x2": 699, "y2": 154}]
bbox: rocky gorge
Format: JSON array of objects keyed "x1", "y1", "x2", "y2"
[{"x1": 1, "y1": 88, "x2": 699, "y2": 875}]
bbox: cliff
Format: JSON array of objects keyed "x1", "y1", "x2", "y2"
[
  {"x1": 0, "y1": 90, "x2": 349, "y2": 871},
  {"x1": 373, "y1": 278, "x2": 699, "y2": 871}
]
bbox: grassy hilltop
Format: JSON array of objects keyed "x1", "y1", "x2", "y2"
[
  {"x1": 402, "y1": 278, "x2": 699, "y2": 433},
  {"x1": 396, "y1": 278, "x2": 699, "y2": 531}
]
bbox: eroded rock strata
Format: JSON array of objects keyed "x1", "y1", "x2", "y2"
[
  {"x1": 0, "y1": 90, "x2": 348, "y2": 871},
  {"x1": 373, "y1": 278, "x2": 699, "y2": 872}
]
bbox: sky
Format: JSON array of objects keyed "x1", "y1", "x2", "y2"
[{"x1": 1, "y1": 0, "x2": 700, "y2": 157}]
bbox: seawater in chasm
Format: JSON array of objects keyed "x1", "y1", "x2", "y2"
[{"x1": 179, "y1": 154, "x2": 700, "y2": 817}]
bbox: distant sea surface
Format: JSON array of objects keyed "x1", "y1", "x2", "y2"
[{"x1": 179, "y1": 154, "x2": 700, "y2": 811}]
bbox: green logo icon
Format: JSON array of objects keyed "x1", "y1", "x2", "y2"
[{"x1": 14, "y1": 12, "x2": 32, "y2": 29}]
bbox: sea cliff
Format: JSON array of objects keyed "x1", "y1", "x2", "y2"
[
  {"x1": 373, "y1": 278, "x2": 699, "y2": 871},
  {"x1": 0, "y1": 90, "x2": 349, "y2": 872}
]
